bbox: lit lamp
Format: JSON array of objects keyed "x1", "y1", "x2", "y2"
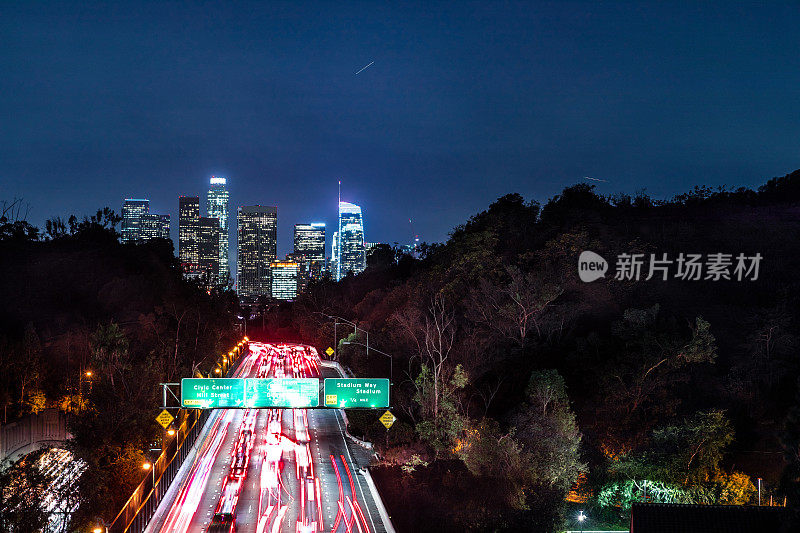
[
  {"x1": 167, "y1": 428, "x2": 176, "y2": 436},
  {"x1": 214, "y1": 367, "x2": 221, "y2": 375},
  {"x1": 578, "y1": 510, "x2": 586, "y2": 533},
  {"x1": 85, "y1": 370, "x2": 93, "y2": 378}
]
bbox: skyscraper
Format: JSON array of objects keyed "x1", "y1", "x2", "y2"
[
  {"x1": 140, "y1": 213, "x2": 170, "y2": 241},
  {"x1": 207, "y1": 176, "x2": 230, "y2": 283},
  {"x1": 178, "y1": 196, "x2": 200, "y2": 275},
  {"x1": 198, "y1": 217, "x2": 220, "y2": 286},
  {"x1": 336, "y1": 202, "x2": 366, "y2": 280},
  {"x1": 294, "y1": 223, "x2": 326, "y2": 290},
  {"x1": 121, "y1": 199, "x2": 149, "y2": 243},
  {"x1": 294, "y1": 223, "x2": 326, "y2": 262},
  {"x1": 237, "y1": 206, "x2": 277, "y2": 299},
  {"x1": 331, "y1": 231, "x2": 339, "y2": 278},
  {"x1": 270, "y1": 261, "x2": 299, "y2": 300}
]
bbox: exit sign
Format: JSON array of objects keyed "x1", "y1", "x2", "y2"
[{"x1": 324, "y1": 378, "x2": 390, "y2": 408}]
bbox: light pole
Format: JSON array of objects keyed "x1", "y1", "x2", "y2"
[
  {"x1": 341, "y1": 341, "x2": 393, "y2": 402},
  {"x1": 315, "y1": 312, "x2": 361, "y2": 361},
  {"x1": 143, "y1": 461, "x2": 155, "y2": 492},
  {"x1": 577, "y1": 510, "x2": 586, "y2": 533}
]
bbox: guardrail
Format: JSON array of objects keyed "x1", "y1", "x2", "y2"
[
  {"x1": 109, "y1": 408, "x2": 210, "y2": 533},
  {"x1": 108, "y1": 339, "x2": 248, "y2": 533}
]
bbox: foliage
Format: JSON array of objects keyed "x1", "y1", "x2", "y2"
[
  {"x1": 511, "y1": 370, "x2": 586, "y2": 492},
  {"x1": 0, "y1": 449, "x2": 51, "y2": 532},
  {"x1": 414, "y1": 363, "x2": 467, "y2": 457}
]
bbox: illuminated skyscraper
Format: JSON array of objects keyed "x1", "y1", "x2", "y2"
[
  {"x1": 207, "y1": 176, "x2": 230, "y2": 283},
  {"x1": 198, "y1": 217, "x2": 220, "y2": 286},
  {"x1": 140, "y1": 213, "x2": 170, "y2": 241},
  {"x1": 336, "y1": 202, "x2": 366, "y2": 280},
  {"x1": 270, "y1": 261, "x2": 298, "y2": 300},
  {"x1": 178, "y1": 196, "x2": 200, "y2": 275},
  {"x1": 121, "y1": 199, "x2": 149, "y2": 243},
  {"x1": 331, "y1": 231, "x2": 339, "y2": 278},
  {"x1": 294, "y1": 223, "x2": 325, "y2": 262},
  {"x1": 237, "y1": 206, "x2": 277, "y2": 299},
  {"x1": 294, "y1": 223, "x2": 325, "y2": 290}
]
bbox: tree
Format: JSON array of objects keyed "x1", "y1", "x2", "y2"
[
  {"x1": 90, "y1": 322, "x2": 129, "y2": 389},
  {"x1": 602, "y1": 306, "x2": 717, "y2": 427},
  {"x1": 468, "y1": 265, "x2": 563, "y2": 348},
  {"x1": 413, "y1": 363, "x2": 468, "y2": 457},
  {"x1": 612, "y1": 409, "x2": 734, "y2": 486},
  {"x1": 0, "y1": 450, "x2": 51, "y2": 532},
  {"x1": 393, "y1": 294, "x2": 458, "y2": 422},
  {"x1": 601, "y1": 410, "x2": 751, "y2": 510},
  {"x1": 511, "y1": 369, "x2": 586, "y2": 492},
  {"x1": 17, "y1": 323, "x2": 44, "y2": 414}
]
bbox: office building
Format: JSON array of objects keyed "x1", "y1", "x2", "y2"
[
  {"x1": 140, "y1": 213, "x2": 170, "y2": 241},
  {"x1": 198, "y1": 217, "x2": 220, "y2": 286},
  {"x1": 294, "y1": 223, "x2": 325, "y2": 291},
  {"x1": 270, "y1": 261, "x2": 299, "y2": 300},
  {"x1": 294, "y1": 223, "x2": 326, "y2": 262},
  {"x1": 237, "y1": 205, "x2": 278, "y2": 299},
  {"x1": 207, "y1": 176, "x2": 230, "y2": 283},
  {"x1": 121, "y1": 199, "x2": 149, "y2": 243},
  {"x1": 178, "y1": 196, "x2": 200, "y2": 275},
  {"x1": 331, "y1": 231, "x2": 339, "y2": 278},
  {"x1": 336, "y1": 201, "x2": 366, "y2": 280}
]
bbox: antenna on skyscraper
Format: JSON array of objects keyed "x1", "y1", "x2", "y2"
[{"x1": 338, "y1": 180, "x2": 341, "y2": 205}]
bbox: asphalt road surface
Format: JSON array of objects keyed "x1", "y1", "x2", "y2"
[{"x1": 148, "y1": 343, "x2": 387, "y2": 533}]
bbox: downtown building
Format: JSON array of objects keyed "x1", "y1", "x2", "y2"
[
  {"x1": 270, "y1": 261, "x2": 299, "y2": 300},
  {"x1": 140, "y1": 213, "x2": 171, "y2": 241},
  {"x1": 336, "y1": 201, "x2": 366, "y2": 280},
  {"x1": 122, "y1": 199, "x2": 169, "y2": 243},
  {"x1": 178, "y1": 196, "x2": 200, "y2": 275},
  {"x1": 237, "y1": 205, "x2": 277, "y2": 300},
  {"x1": 293, "y1": 223, "x2": 326, "y2": 292},
  {"x1": 198, "y1": 217, "x2": 220, "y2": 285},
  {"x1": 207, "y1": 176, "x2": 230, "y2": 284}
]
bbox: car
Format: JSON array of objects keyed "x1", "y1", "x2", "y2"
[{"x1": 208, "y1": 512, "x2": 235, "y2": 533}]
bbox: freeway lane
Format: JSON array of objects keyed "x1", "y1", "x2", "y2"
[{"x1": 148, "y1": 343, "x2": 388, "y2": 533}]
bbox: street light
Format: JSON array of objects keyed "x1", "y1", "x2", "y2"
[
  {"x1": 167, "y1": 428, "x2": 176, "y2": 436},
  {"x1": 341, "y1": 340, "x2": 393, "y2": 390},
  {"x1": 143, "y1": 461, "x2": 155, "y2": 489},
  {"x1": 578, "y1": 510, "x2": 586, "y2": 533},
  {"x1": 214, "y1": 367, "x2": 221, "y2": 375},
  {"x1": 315, "y1": 312, "x2": 363, "y2": 361}
]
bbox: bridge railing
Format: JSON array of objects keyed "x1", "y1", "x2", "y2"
[{"x1": 109, "y1": 407, "x2": 209, "y2": 533}]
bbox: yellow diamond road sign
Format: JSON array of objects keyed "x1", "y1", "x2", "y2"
[
  {"x1": 379, "y1": 410, "x2": 396, "y2": 429},
  {"x1": 156, "y1": 409, "x2": 174, "y2": 429},
  {"x1": 325, "y1": 347, "x2": 335, "y2": 357}
]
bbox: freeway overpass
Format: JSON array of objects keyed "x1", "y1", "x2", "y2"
[{"x1": 142, "y1": 342, "x2": 393, "y2": 533}]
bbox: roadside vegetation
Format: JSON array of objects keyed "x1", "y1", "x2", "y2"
[
  {"x1": 0, "y1": 203, "x2": 239, "y2": 529},
  {"x1": 263, "y1": 169, "x2": 800, "y2": 530}
]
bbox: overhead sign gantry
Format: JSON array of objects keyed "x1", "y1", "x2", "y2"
[{"x1": 180, "y1": 377, "x2": 390, "y2": 409}]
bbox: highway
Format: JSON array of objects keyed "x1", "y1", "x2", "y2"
[{"x1": 148, "y1": 342, "x2": 387, "y2": 533}]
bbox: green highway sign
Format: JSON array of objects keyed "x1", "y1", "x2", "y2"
[
  {"x1": 324, "y1": 378, "x2": 390, "y2": 408},
  {"x1": 245, "y1": 378, "x2": 319, "y2": 408},
  {"x1": 181, "y1": 378, "x2": 320, "y2": 409},
  {"x1": 181, "y1": 378, "x2": 246, "y2": 409}
]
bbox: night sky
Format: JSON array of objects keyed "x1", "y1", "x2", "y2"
[{"x1": 3, "y1": 1, "x2": 800, "y2": 262}]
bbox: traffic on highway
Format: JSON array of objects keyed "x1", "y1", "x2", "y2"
[{"x1": 153, "y1": 342, "x2": 376, "y2": 533}]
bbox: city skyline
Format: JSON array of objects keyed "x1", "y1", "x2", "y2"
[
  {"x1": 7, "y1": 2, "x2": 798, "y2": 266},
  {"x1": 133, "y1": 176, "x2": 385, "y2": 283}
]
